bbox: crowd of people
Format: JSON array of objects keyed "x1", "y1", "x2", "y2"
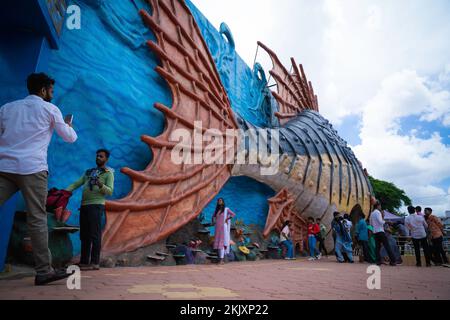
[{"x1": 278, "y1": 201, "x2": 448, "y2": 267}]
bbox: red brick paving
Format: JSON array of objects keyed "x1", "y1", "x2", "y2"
[{"x1": 0, "y1": 258, "x2": 449, "y2": 300}]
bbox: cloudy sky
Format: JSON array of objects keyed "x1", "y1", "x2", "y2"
[{"x1": 192, "y1": 0, "x2": 450, "y2": 216}]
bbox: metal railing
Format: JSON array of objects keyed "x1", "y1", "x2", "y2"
[
  {"x1": 353, "y1": 235, "x2": 449, "y2": 257},
  {"x1": 391, "y1": 235, "x2": 449, "y2": 255}
]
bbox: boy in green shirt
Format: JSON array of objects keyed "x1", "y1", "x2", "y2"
[
  {"x1": 66, "y1": 149, "x2": 114, "y2": 270},
  {"x1": 316, "y1": 217, "x2": 328, "y2": 256}
]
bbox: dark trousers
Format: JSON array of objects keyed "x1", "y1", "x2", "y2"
[
  {"x1": 374, "y1": 232, "x2": 396, "y2": 265},
  {"x1": 80, "y1": 205, "x2": 104, "y2": 265},
  {"x1": 412, "y1": 237, "x2": 431, "y2": 266},
  {"x1": 317, "y1": 235, "x2": 328, "y2": 256},
  {"x1": 431, "y1": 237, "x2": 448, "y2": 264},
  {"x1": 358, "y1": 240, "x2": 371, "y2": 263}
]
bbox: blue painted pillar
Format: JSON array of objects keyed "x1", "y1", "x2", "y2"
[{"x1": 0, "y1": 193, "x2": 18, "y2": 272}]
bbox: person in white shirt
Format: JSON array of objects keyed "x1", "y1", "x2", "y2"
[
  {"x1": 369, "y1": 201, "x2": 396, "y2": 266},
  {"x1": 0, "y1": 73, "x2": 77, "y2": 285},
  {"x1": 280, "y1": 220, "x2": 295, "y2": 260},
  {"x1": 405, "y1": 206, "x2": 431, "y2": 267}
]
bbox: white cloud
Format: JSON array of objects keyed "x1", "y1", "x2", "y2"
[{"x1": 353, "y1": 70, "x2": 450, "y2": 215}]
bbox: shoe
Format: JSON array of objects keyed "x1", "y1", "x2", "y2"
[
  {"x1": 316, "y1": 253, "x2": 322, "y2": 260},
  {"x1": 92, "y1": 264, "x2": 100, "y2": 270},
  {"x1": 308, "y1": 257, "x2": 316, "y2": 261},
  {"x1": 389, "y1": 262, "x2": 396, "y2": 266},
  {"x1": 35, "y1": 269, "x2": 72, "y2": 286},
  {"x1": 426, "y1": 263, "x2": 432, "y2": 267},
  {"x1": 79, "y1": 264, "x2": 93, "y2": 271},
  {"x1": 349, "y1": 260, "x2": 354, "y2": 264},
  {"x1": 416, "y1": 264, "x2": 422, "y2": 267}
]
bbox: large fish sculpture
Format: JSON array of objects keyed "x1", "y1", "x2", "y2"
[{"x1": 101, "y1": 0, "x2": 374, "y2": 255}]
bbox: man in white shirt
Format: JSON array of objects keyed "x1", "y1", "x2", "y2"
[
  {"x1": 280, "y1": 220, "x2": 295, "y2": 260},
  {"x1": 369, "y1": 201, "x2": 396, "y2": 266},
  {"x1": 405, "y1": 206, "x2": 431, "y2": 267},
  {"x1": 0, "y1": 73, "x2": 78, "y2": 285}
]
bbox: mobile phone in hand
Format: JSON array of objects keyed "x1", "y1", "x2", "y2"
[{"x1": 64, "y1": 114, "x2": 73, "y2": 125}]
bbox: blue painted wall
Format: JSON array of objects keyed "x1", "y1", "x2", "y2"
[
  {"x1": 202, "y1": 176, "x2": 275, "y2": 227},
  {"x1": 0, "y1": 0, "x2": 65, "y2": 269},
  {"x1": 1, "y1": 0, "x2": 276, "y2": 255}
]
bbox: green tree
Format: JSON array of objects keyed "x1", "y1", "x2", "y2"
[{"x1": 368, "y1": 176, "x2": 412, "y2": 214}]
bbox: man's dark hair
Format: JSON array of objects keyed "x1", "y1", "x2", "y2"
[
  {"x1": 316, "y1": 218, "x2": 321, "y2": 222},
  {"x1": 27, "y1": 73, "x2": 55, "y2": 95},
  {"x1": 415, "y1": 206, "x2": 422, "y2": 213},
  {"x1": 282, "y1": 220, "x2": 291, "y2": 229},
  {"x1": 333, "y1": 211, "x2": 340, "y2": 218},
  {"x1": 425, "y1": 207, "x2": 432, "y2": 213},
  {"x1": 96, "y1": 149, "x2": 110, "y2": 158},
  {"x1": 407, "y1": 206, "x2": 416, "y2": 214},
  {"x1": 308, "y1": 216, "x2": 314, "y2": 222}
]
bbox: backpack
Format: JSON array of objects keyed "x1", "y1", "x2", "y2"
[{"x1": 46, "y1": 188, "x2": 72, "y2": 213}]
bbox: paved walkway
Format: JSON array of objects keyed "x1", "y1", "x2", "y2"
[{"x1": 0, "y1": 258, "x2": 449, "y2": 300}]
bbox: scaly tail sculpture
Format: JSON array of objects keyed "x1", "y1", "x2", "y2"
[{"x1": 234, "y1": 43, "x2": 374, "y2": 250}]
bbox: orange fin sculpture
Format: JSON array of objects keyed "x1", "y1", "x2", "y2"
[
  {"x1": 263, "y1": 188, "x2": 307, "y2": 252},
  {"x1": 102, "y1": 0, "x2": 238, "y2": 254},
  {"x1": 257, "y1": 41, "x2": 318, "y2": 125}
]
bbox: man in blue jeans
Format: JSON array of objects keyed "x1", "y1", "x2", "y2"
[
  {"x1": 280, "y1": 220, "x2": 295, "y2": 260},
  {"x1": 332, "y1": 212, "x2": 354, "y2": 263},
  {"x1": 307, "y1": 217, "x2": 321, "y2": 260}
]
